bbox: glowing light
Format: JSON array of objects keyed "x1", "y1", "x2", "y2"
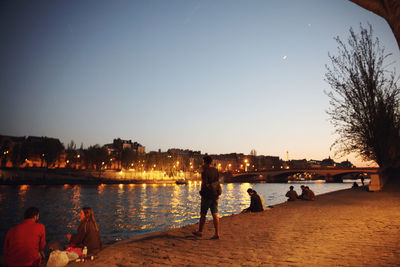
[
  {"x1": 283, "y1": 55, "x2": 287, "y2": 60},
  {"x1": 20, "y1": 185, "x2": 29, "y2": 190}
]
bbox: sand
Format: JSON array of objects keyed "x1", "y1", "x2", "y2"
[{"x1": 69, "y1": 181, "x2": 400, "y2": 266}]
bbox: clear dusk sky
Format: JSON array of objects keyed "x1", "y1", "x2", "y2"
[{"x1": 1, "y1": 0, "x2": 399, "y2": 167}]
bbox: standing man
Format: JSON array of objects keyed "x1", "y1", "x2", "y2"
[
  {"x1": 3, "y1": 207, "x2": 46, "y2": 267},
  {"x1": 193, "y1": 155, "x2": 221, "y2": 239}
]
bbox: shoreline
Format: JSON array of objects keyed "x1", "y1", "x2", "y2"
[{"x1": 68, "y1": 179, "x2": 400, "y2": 266}]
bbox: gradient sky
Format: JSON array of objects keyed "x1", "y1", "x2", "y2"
[{"x1": 1, "y1": 0, "x2": 399, "y2": 166}]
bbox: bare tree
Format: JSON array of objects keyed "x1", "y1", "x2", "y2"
[{"x1": 325, "y1": 24, "x2": 400, "y2": 170}]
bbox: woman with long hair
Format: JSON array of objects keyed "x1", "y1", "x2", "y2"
[{"x1": 66, "y1": 207, "x2": 101, "y2": 255}]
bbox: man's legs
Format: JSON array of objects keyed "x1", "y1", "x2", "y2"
[
  {"x1": 198, "y1": 214, "x2": 206, "y2": 232},
  {"x1": 193, "y1": 197, "x2": 208, "y2": 236},
  {"x1": 211, "y1": 213, "x2": 220, "y2": 239}
]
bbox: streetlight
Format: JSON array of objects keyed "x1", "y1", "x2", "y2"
[{"x1": 244, "y1": 159, "x2": 249, "y2": 172}]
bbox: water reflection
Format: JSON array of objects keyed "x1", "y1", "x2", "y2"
[
  {"x1": 17, "y1": 185, "x2": 29, "y2": 209},
  {"x1": 0, "y1": 182, "x2": 352, "y2": 252}
]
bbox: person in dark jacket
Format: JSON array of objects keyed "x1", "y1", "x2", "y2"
[
  {"x1": 66, "y1": 207, "x2": 101, "y2": 255},
  {"x1": 192, "y1": 155, "x2": 221, "y2": 239},
  {"x1": 242, "y1": 188, "x2": 264, "y2": 212}
]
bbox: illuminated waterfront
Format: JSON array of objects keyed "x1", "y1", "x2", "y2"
[{"x1": 0, "y1": 181, "x2": 355, "y2": 251}]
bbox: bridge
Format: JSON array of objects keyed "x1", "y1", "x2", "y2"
[{"x1": 224, "y1": 168, "x2": 380, "y2": 183}]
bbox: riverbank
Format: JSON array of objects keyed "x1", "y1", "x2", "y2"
[{"x1": 69, "y1": 179, "x2": 400, "y2": 266}]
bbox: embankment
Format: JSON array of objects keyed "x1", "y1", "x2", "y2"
[{"x1": 69, "y1": 178, "x2": 400, "y2": 266}]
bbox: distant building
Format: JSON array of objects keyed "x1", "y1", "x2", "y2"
[
  {"x1": 308, "y1": 159, "x2": 322, "y2": 168},
  {"x1": 321, "y1": 156, "x2": 336, "y2": 168},
  {"x1": 104, "y1": 138, "x2": 146, "y2": 155},
  {"x1": 336, "y1": 160, "x2": 355, "y2": 168},
  {"x1": 0, "y1": 135, "x2": 26, "y2": 167},
  {"x1": 289, "y1": 159, "x2": 309, "y2": 169},
  {"x1": 0, "y1": 135, "x2": 65, "y2": 168},
  {"x1": 133, "y1": 142, "x2": 146, "y2": 154}
]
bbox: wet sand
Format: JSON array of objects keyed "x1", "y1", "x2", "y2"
[{"x1": 70, "y1": 180, "x2": 400, "y2": 266}]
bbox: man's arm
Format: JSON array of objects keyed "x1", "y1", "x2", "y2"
[
  {"x1": 4, "y1": 230, "x2": 11, "y2": 256},
  {"x1": 39, "y1": 224, "x2": 46, "y2": 251}
]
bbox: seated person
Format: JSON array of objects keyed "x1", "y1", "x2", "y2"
[
  {"x1": 352, "y1": 182, "x2": 359, "y2": 188},
  {"x1": 298, "y1": 185, "x2": 307, "y2": 200},
  {"x1": 66, "y1": 207, "x2": 102, "y2": 255},
  {"x1": 3, "y1": 207, "x2": 46, "y2": 267},
  {"x1": 242, "y1": 189, "x2": 264, "y2": 213},
  {"x1": 304, "y1": 186, "x2": 316, "y2": 201},
  {"x1": 285, "y1": 186, "x2": 298, "y2": 201},
  {"x1": 259, "y1": 193, "x2": 265, "y2": 211}
]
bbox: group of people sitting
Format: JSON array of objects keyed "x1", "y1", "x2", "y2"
[
  {"x1": 286, "y1": 185, "x2": 316, "y2": 201},
  {"x1": 3, "y1": 206, "x2": 101, "y2": 267},
  {"x1": 3, "y1": 185, "x2": 317, "y2": 266},
  {"x1": 241, "y1": 185, "x2": 316, "y2": 214}
]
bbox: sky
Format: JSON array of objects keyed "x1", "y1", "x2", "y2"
[{"x1": 0, "y1": 0, "x2": 399, "y2": 167}]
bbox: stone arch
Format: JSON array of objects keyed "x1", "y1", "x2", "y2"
[{"x1": 349, "y1": 0, "x2": 400, "y2": 49}]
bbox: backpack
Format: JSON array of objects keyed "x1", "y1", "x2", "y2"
[{"x1": 208, "y1": 180, "x2": 222, "y2": 198}]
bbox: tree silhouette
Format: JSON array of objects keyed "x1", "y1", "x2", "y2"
[
  {"x1": 325, "y1": 24, "x2": 400, "y2": 170},
  {"x1": 84, "y1": 145, "x2": 108, "y2": 170},
  {"x1": 41, "y1": 137, "x2": 64, "y2": 168}
]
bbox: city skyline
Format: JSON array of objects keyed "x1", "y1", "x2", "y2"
[{"x1": 1, "y1": 0, "x2": 399, "y2": 167}]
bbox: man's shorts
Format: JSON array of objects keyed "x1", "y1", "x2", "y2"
[{"x1": 200, "y1": 197, "x2": 218, "y2": 215}]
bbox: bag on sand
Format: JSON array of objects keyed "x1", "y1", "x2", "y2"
[{"x1": 47, "y1": 250, "x2": 70, "y2": 267}]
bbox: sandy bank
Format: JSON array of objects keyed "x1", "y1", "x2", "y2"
[{"x1": 69, "y1": 181, "x2": 400, "y2": 266}]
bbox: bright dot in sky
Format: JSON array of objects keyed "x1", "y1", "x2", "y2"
[{"x1": 283, "y1": 55, "x2": 287, "y2": 60}]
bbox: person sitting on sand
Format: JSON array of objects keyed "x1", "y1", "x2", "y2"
[
  {"x1": 3, "y1": 207, "x2": 46, "y2": 267},
  {"x1": 298, "y1": 185, "x2": 316, "y2": 201},
  {"x1": 242, "y1": 189, "x2": 264, "y2": 213},
  {"x1": 66, "y1": 207, "x2": 102, "y2": 255},
  {"x1": 298, "y1": 185, "x2": 307, "y2": 200},
  {"x1": 304, "y1": 186, "x2": 316, "y2": 201},
  {"x1": 352, "y1": 182, "x2": 359, "y2": 188},
  {"x1": 285, "y1": 186, "x2": 298, "y2": 201}
]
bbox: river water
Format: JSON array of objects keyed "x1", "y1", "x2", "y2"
[{"x1": 0, "y1": 181, "x2": 357, "y2": 252}]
